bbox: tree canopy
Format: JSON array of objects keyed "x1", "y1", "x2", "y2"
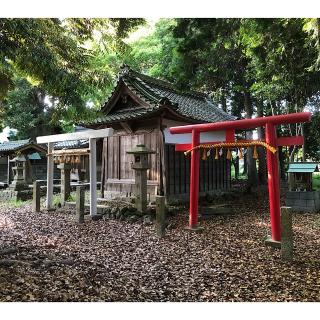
[
  {"x1": 0, "y1": 18, "x2": 144, "y2": 134},
  {"x1": 1, "y1": 18, "x2": 320, "y2": 163},
  {"x1": 127, "y1": 18, "x2": 320, "y2": 161}
]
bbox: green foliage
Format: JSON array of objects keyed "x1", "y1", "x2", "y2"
[
  {"x1": 313, "y1": 173, "x2": 320, "y2": 190},
  {"x1": 127, "y1": 19, "x2": 181, "y2": 81},
  {"x1": 0, "y1": 18, "x2": 145, "y2": 135},
  {"x1": 2, "y1": 77, "x2": 56, "y2": 139},
  {"x1": 52, "y1": 194, "x2": 62, "y2": 207},
  {"x1": 4, "y1": 199, "x2": 32, "y2": 208},
  {"x1": 304, "y1": 112, "x2": 320, "y2": 160},
  {"x1": 67, "y1": 193, "x2": 76, "y2": 202}
]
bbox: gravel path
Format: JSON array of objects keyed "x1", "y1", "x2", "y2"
[{"x1": 1, "y1": 193, "x2": 320, "y2": 302}]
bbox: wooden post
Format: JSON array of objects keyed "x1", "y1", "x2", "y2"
[
  {"x1": 189, "y1": 129, "x2": 200, "y2": 229},
  {"x1": 46, "y1": 142, "x2": 54, "y2": 210},
  {"x1": 37, "y1": 128, "x2": 114, "y2": 213},
  {"x1": 89, "y1": 138, "x2": 97, "y2": 216},
  {"x1": 57, "y1": 163, "x2": 71, "y2": 206},
  {"x1": 156, "y1": 195, "x2": 166, "y2": 238},
  {"x1": 32, "y1": 180, "x2": 41, "y2": 213},
  {"x1": 76, "y1": 185, "x2": 85, "y2": 223},
  {"x1": 288, "y1": 172, "x2": 294, "y2": 191},
  {"x1": 281, "y1": 206, "x2": 293, "y2": 262},
  {"x1": 7, "y1": 156, "x2": 10, "y2": 186},
  {"x1": 265, "y1": 123, "x2": 281, "y2": 242}
]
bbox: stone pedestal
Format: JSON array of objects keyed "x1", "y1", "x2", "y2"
[
  {"x1": 156, "y1": 196, "x2": 166, "y2": 238},
  {"x1": 135, "y1": 169, "x2": 148, "y2": 213},
  {"x1": 76, "y1": 186, "x2": 85, "y2": 223},
  {"x1": 264, "y1": 236, "x2": 281, "y2": 249},
  {"x1": 281, "y1": 206, "x2": 293, "y2": 262},
  {"x1": 58, "y1": 163, "x2": 71, "y2": 205},
  {"x1": 32, "y1": 180, "x2": 41, "y2": 212},
  {"x1": 285, "y1": 191, "x2": 320, "y2": 212}
]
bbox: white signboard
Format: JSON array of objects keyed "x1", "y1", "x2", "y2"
[{"x1": 164, "y1": 128, "x2": 226, "y2": 144}]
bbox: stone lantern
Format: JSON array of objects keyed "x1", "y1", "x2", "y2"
[
  {"x1": 10, "y1": 155, "x2": 29, "y2": 191},
  {"x1": 127, "y1": 144, "x2": 155, "y2": 213}
]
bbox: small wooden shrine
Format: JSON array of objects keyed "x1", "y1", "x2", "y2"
[
  {"x1": 0, "y1": 139, "x2": 47, "y2": 186},
  {"x1": 287, "y1": 162, "x2": 319, "y2": 191},
  {"x1": 286, "y1": 162, "x2": 320, "y2": 213}
]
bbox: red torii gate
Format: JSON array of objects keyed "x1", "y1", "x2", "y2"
[{"x1": 169, "y1": 112, "x2": 311, "y2": 243}]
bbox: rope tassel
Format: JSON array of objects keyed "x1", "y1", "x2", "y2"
[
  {"x1": 239, "y1": 148, "x2": 243, "y2": 159},
  {"x1": 215, "y1": 148, "x2": 219, "y2": 160},
  {"x1": 202, "y1": 149, "x2": 208, "y2": 160},
  {"x1": 227, "y1": 148, "x2": 232, "y2": 160},
  {"x1": 253, "y1": 145, "x2": 258, "y2": 159}
]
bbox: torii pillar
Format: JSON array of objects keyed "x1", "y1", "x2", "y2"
[
  {"x1": 169, "y1": 112, "x2": 311, "y2": 243},
  {"x1": 37, "y1": 128, "x2": 114, "y2": 215}
]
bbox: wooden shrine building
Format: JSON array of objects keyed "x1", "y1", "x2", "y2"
[
  {"x1": 84, "y1": 65, "x2": 236, "y2": 201},
  {"x1": 0, "y1": 139, "x2": 47, "y2": 186}
]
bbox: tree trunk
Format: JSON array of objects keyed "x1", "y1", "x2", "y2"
[
  {"x1": 244, "y1": 91, "x2": 258, "y2": 188},
  {"x1": 243, "y1": 152, "x2": 247, "y2": 175},
  {"x1": 256, "y1": 100, "x2": 267, "y2": 184},
  {"x1": 221, "y1": 93, "x2": 227, "y2": 112},
  {"x1": 301, "y1": 124, "x2": 306, "y2": 161},
  {"x1": 279, "y1": 146, "x2": 287, "y2": 181},
  {"x1": 232, "y1": 156, "x2": 239, "y2": 180}
]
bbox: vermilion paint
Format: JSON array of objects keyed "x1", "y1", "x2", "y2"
[
  {"x1": 169, "y1": 112, "x2": 311, "y2": 134},
  {"x1": 189, "y1": 130, "x2": 200, "y2": 228},
  {"x1": 169, "y1": 112, "x2": 311, "y2": 241}
]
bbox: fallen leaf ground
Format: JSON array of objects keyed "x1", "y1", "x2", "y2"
[{"x1": 1, "y1": 191, "x2": 320, "y2": 302}]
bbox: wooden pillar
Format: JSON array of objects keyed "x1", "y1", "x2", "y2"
[
  {"x1": 156, "y1": 195, "x2": 166, "y2": 238},
  {"x1": 46, "y1": 142, "x2": 54, "y2": 210},
  {"x1": 58, "y1": 163, "x2": 71, "y2": 205},
  {"x1": 265, "y1": 123, "x2": 281, "y2": 242},
  {"x1": 23, "y1": 159, "x2": 32, "y2": 184},
  {"x1": 189, "y1": 129, "x2": 200, "y2": 229},
  {"x1": 7, "y1": 155, "x2": 10, "y2": 186},
  {"x1": 281, "y1": 206, "x2": 293, "y2": 262},
  {"x1": 76, "y1": 185, "x2": 85, "y2": 223},
  {"x1": 32, "y1": 180, "x2": 41, "y2": 213},
  {"x1": 89, "y1": 138, "x2": 97, "y2": 216}
]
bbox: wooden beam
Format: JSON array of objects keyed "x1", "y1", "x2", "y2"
[
  {"x1": 175, "y1": 135, "x2": 305, "y2": 152},
  {"x1": 51, "y1": 148, "x2": 90, "y2": 156},
  {"x1": 89, "y1": 138, "x2": 97, "y2": 216},
  {"x1": 46, "y1": 142, "x2": 54, "y2": 209},
  {"x1": 37, "y1": 128, "x2": 114, "y2": 143},
  {"x1": 7, "y1": 156, "x2": 10, "y2": 186},
  {"x1": 277, "y1": 136, "x2": 304, "y2": 146},
  {"x1": 120, "y1": 122, "x2": 133, "y2": 134}
]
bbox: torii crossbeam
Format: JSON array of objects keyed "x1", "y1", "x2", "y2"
[
  {"x1": 37, "y1": 128, "x2": 114, "y2": 216},
  {"x1": 169, "y1": 112, "x2": 311, "y2": 243}
]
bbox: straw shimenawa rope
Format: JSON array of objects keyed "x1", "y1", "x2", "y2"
[{"x1": 184, "y1": 141, "x2": 277, "y2": 156}]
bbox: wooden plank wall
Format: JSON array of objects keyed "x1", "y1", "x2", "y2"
[
  {"x1": 101, "y1": 132, "x2": 231, "y2": 198},
  {"x1": 102, "y1": 130, "x2": 160, "y2": 195},
  {"x1": 164, "y1": 144, "x2": 231, "y2": 198}
]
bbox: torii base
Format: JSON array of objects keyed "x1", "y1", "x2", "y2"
[
  {"x1": 185, "y1": 225, "x2": 204, "y2": 233},
  {"x1": 264, "y1": 236, "x2": 281, "y2": 249}
]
